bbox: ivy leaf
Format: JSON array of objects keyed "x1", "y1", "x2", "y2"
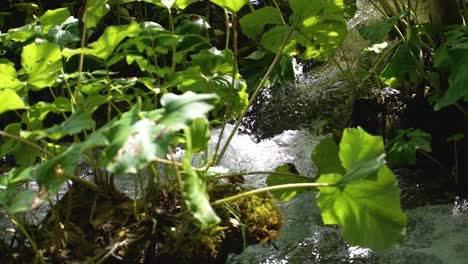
[
  {"x1": 266, "y1": 163, "x2": 313, "y2": 202},
  {"x1": 209, "y1": 0, "x2": 248, "y2": 12},
  {"x1": 0, "y1": 89, "x2": 27, "y2": 115},
  {"x1": 85, "y1": 0, "x2": 110, "y2": 28},
  {"x1": 35, "y1": 110, "x2": 96, "y2": 140},
  {"x1": 313, "y1": 127, "x2": 406, "y2": 249},
  {"x1": 239, "y1": 7, "x2": 284, "y2": 39},
  {"x1": 21, "y1": 41, "x2": 63, "y2": 90}
]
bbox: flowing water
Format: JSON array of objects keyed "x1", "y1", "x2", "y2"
[
  {"x1": 216, "y1": 2, "x2": 467, "y2": 261},
  {"x1": 209, "y1": 126, "x2": 468, "y2": 264}
]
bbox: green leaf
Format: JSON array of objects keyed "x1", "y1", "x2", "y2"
[
  {"x1": 0, "y1": 168, "x2": 33, "y2": 207},
  {"x1": 35, "y1": 110, "x2": 95, "y2": 140},
  {"x1": 0, "y1": 123, "x2": 40, "y2": 166},
  {"x1": 209, "y1": 0, "x2": 248, "y2": 12},
  {"x1": 190, "y1": 48, "x2": 234, "y2": 75},
  {"x1": 28, "y1": 97, "x2": 72, "y2": 129},
  {"x1": 169, "y1": 68, "x2": 247, "y2": 117},
  {"x1": 35, "y1": 133, "x2": 107, "y2": 193},
  {"x1": 104, "y1": 118, "x2": 171, "y2": 174},
  {"x1": 63, "y1": 22, "x2": 141, "y2": 60},
  {"x1": 160, "y1": 91, "x2": 218, "y2": 130},
  {"x1": 357, "y1": 12, "x2": 407, "y2": 43},
  {"x1": 312, "y1": 136, "x2": 345, "y2": 175},
  {"x1": 39, "y1": 7, "x2": 71, "y2": 34},
  {"x1": 387, "y1": 129, "x2": 431, "y2": 167},
  {"x1": 21, "y1": 41, "x2": 63, "y2": 90},
  {"x1": 97, "y1": 105, "x2": 166, "y2": 174},
  {"x1": 266, "y1": 164, "x2": 313, "y2": 202},
  {"x1": 174, "y1": 0, "x2": 201, "y2": 9},
  {"x1": 8, "y1": 190, "x2": 37, "y2": 214},
  {"x1": 176, "y1": 15, "x2": 210, "y2": 35},
  {"x1": 287, "y1": 0, "x2": 348, "y2": 60},
  {"x1": 432, "y1": 29, "x2": 468, "y2": 110},
  {"x1": 339, "y1": 127, "x2": 386, "y2": 182},
  {"x1": 447, "y1": 133, "x2": 464, "y2": 142},
  {"x1": 188, "y1": 117, "x2": 210, "y2": 153},
  {"x1": 313, "y1": 127, "x2": 406, "y2": 249},
  {"x1": 260, "y1": 25, "x2": 297, "y2": 56},
  {"x1": 380, "y1": 27, "x2": 423, "y2": 89},
  {"x1": 7, "y1": 22, "x2": 40, "y2": 42},
  {"x1": 358, "y1": 19, "x2": 395, "y2": 43},
  {"x1": 182, "y1": 148, "x2": 220, "y2": 229},
  {"x1": 161, "y1": 0, "x2": 176, "y2": 8},
  {"x1": 316, "y1": 166, "x2": 407, "y2": 249},
  {"x1": 239, "y1": 7, "x2": 284, "y2": 39},
  {"x1": 85, "y1": 0, "x2": 110, "y2": 28},
  {"x1": 0, "y1": 89, "x2": 27, "y2": 115},
  {"x1": 119, "y1": 0, "x2": 199, "y2": 9},
  {"x1": 0, "y1": 59, "x2": 25, "y2": 90},
  {"x1": 46, "y1": 16, "x2": 81, "y2": 48}
]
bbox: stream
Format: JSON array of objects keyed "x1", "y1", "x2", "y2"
[{"x1": 207, "y1": 125, "x2": 468, "y2": 264}]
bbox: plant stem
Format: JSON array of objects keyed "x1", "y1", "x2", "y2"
[
  {"x1": 212, "y1": 182, "x2": 333, "y2": 205},
  {"x1": 214, "y1": 24, "x2": 296, "y2": 165},
  {"x1": 214, "y1": 170, "x2": 311, "y2": 180},
  {"x1": 9, "y1": 214, "x2": 45, "y2": 264},
  {"x1": 168, "y1": 147, "x2": 184, "y2": 198},
  {"x1": 211, "y1": 12, "x2": 238, "y2": 166},
  {"x1": 168, "y1": 7, "x2": 177, "y2": 71},
  {"x1": 75, "y1": 8, "x2": 88, "y2": 108},
  {"x1": 455, "y1": 103, "x2": 468, "y2": 119},
  {"x1": 224, "y1": 8, "x2": 230, "y2": 50},
  {"x1": 0, "y1": 131, "x2": 52, "y2": 156}
]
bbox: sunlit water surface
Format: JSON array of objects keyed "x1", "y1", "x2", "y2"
[{"x1": 211, "y1": 126, "x2": 468, "y2": 264}]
